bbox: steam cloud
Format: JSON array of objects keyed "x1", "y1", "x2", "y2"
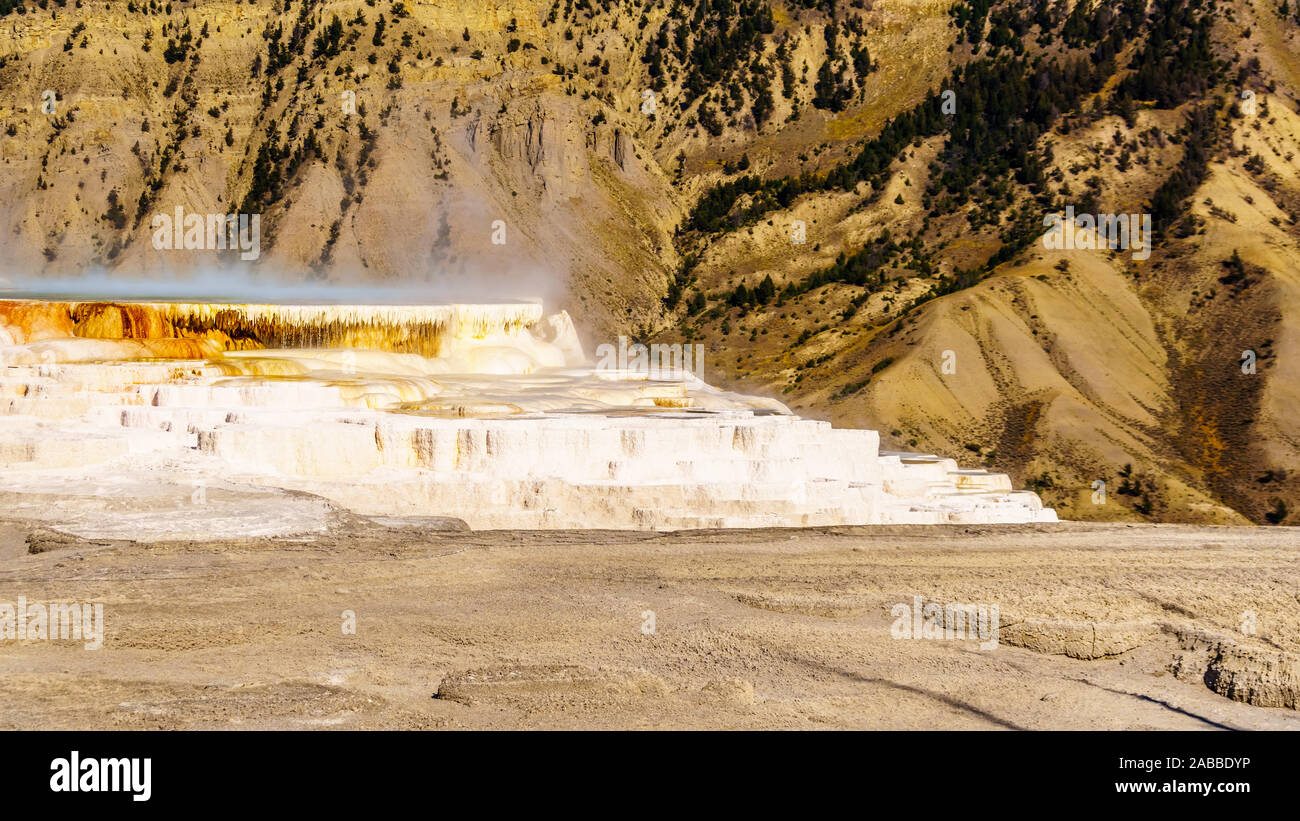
[{"x1": 0, "y1": 265, "x2": 564, "y2": 309}]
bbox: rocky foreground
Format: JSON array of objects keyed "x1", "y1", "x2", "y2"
[{"x1": 1, "y1": 516, "x2": 1297, "y2": 730}]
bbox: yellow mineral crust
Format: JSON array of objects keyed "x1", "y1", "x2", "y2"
[
  {"x1": 151, "y1": 301, "x2": 544, "y2": 356},
  {"x1": 0, "y1": 299, "x2": 545, "y2": 358}
]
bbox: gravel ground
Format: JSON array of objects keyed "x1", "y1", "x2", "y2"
[{"x1": 1, "y1": 515, "x2": 1298, "y2": 730}]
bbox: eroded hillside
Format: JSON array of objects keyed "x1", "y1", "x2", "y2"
[
  {"x1": 656, "y1": 0, "x2": 1300, "y2": 525},
  {"x1": 1, "y1": 0, "x2": 1297, "y2": 523}
]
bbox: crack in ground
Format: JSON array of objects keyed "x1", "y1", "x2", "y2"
[{"x1": 1069, "y1": 677, "x2": 1240, "y2": 730}]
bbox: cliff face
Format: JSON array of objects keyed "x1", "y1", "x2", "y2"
[{"x1": 2, "y1": 0, "x2": 1299, "y2": 524}]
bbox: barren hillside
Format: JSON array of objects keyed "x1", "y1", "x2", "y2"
[{"x1": 1, "y1": 0, "x2": 1297, "y2": 523}]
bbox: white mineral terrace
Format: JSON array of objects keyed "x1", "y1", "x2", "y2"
[{"x1": 0, "y1": 300, "x2": 1056, "y2": 537}]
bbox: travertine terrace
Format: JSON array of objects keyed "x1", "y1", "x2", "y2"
[{"x1": 0, "y1": 297, "x2": 1054, "y2": 536}]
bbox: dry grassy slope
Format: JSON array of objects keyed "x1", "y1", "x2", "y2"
[
  {"x1": 666, "y1": 0, "x2": 957, "y2": 185},
  {"x1": 0, "y1": 0, "x2": 686, "y2": 338},
  {"x1": 672, "y1": 0, "x2": 1300, "y2": 524}
]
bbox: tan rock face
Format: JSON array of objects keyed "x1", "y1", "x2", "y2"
[
  {"x1": 1171, "y1": 628, "x2": 1300, "y2": 711},
  {"x1": 1204, "y1": 644, "x2": 1300, "y2": 710},
  {"x1": 1000, "y1": 619, "x2": 1158, "y2": 660}
]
